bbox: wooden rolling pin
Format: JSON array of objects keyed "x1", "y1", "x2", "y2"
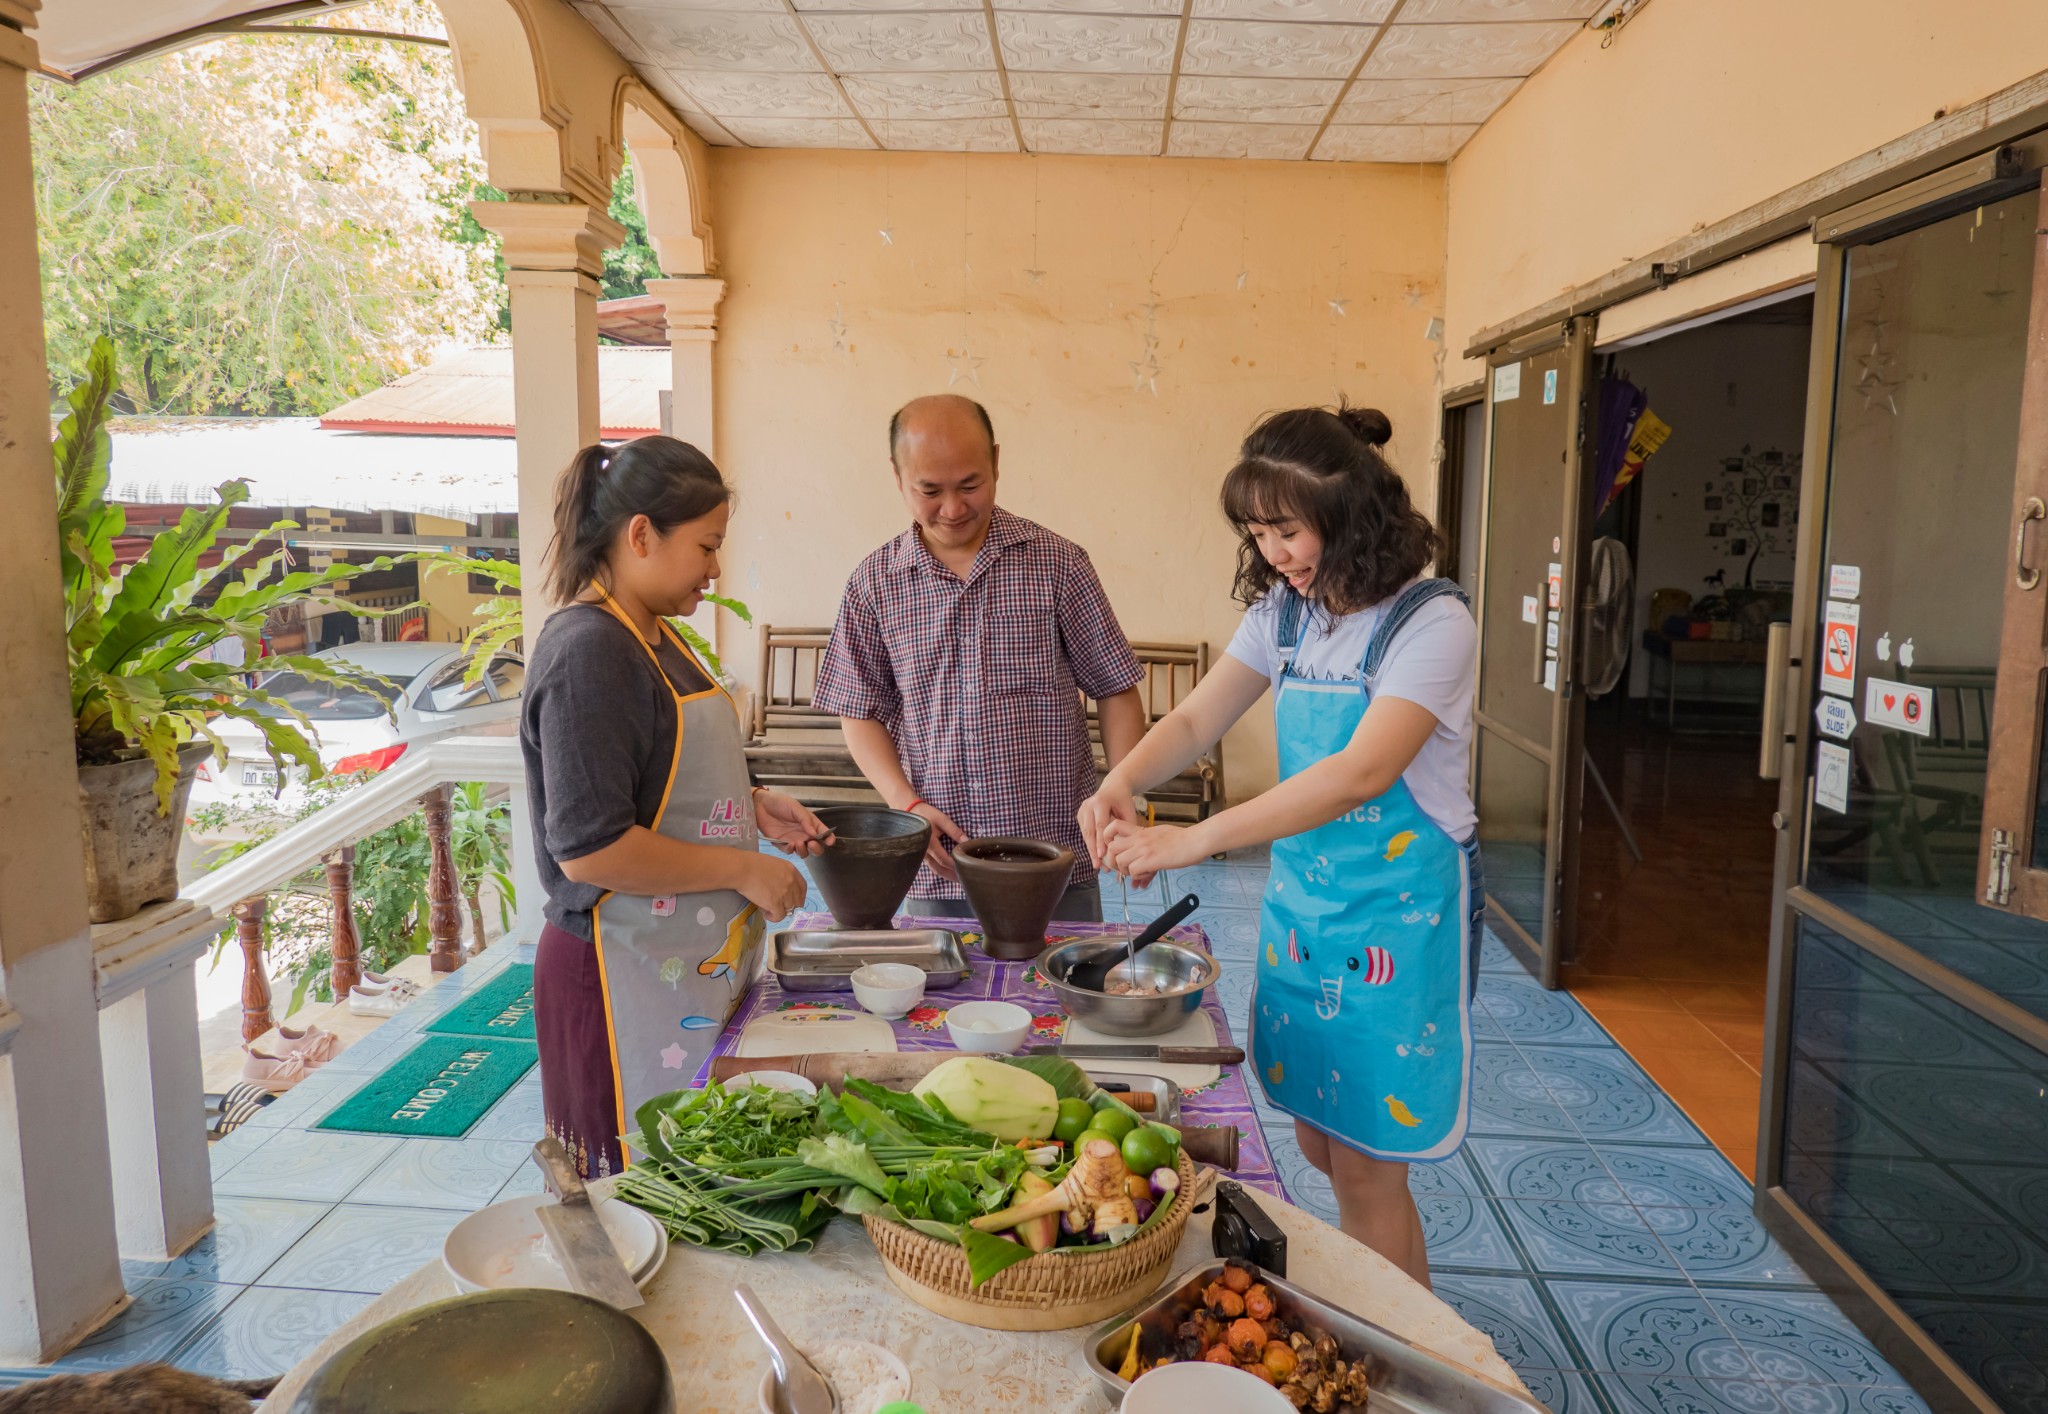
[{"x1": 712, "y1": 1052, "x2": 1240, "y2": 1172}]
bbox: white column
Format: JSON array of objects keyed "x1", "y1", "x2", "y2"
[
  {"x1": 470, "y1": 200, "x2": 623, "y2": 939},
  {"x1": 642, "y1": 277, "x2": 737, "y2": 674},
  {"x1": 0, "y1": 0, "x2": 129, "y2": 1362}
]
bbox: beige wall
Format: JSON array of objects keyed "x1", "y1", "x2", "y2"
[
  {"x1": 708, "y1": 149, "x2": 1447, "y2": 797},
  {"x1": 1443, "y1": 0, "x2": 2048, "y2": 388}
]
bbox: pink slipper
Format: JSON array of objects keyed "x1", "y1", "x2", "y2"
[
  {"x1": 240, "y1": 1047, "x2": 312, "y2": 1094},
  {"x1": 274, "y1": 1024, "x2": 340, "y2": 1064}
]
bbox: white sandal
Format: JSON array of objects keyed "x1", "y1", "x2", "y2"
[{"x1": 348, "y1": 985, "x2": 409, "y2": 1018}]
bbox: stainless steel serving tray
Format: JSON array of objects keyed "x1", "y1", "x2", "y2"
[
  {"x1": 1085, "y1": 1260, "x2": 1553, "y2": 1414},
  {"x1": 766, "y1": 929, "x2": 972, "y2": 992},
  {"x1": 1085, "y1": 1070, "x2": 1182, "y2": 1124}
]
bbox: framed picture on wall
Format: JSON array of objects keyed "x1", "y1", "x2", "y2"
[
  {"x1": 1762, "y1": 504, "x2": 1781, "y2": 527},
  {"x1": 1708, "y1": 522, "x2": 1728, "y2": 537},
  {"x1": 1743, "y1": 477, "x2": 1761, "y2": 495},
  {"x1": 1731, "y1": 539, "x2": 1748, "y2": 555},
  {"x1": 1705, "y1": 495, "x2": 1724, "y2": 510},
  {"x1": 1771, "y1": 474, "x2": 1794, "y2": 490}
]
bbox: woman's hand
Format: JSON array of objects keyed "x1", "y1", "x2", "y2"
[
  {"x1": 1101, "y1": 819, "x2": 1206, "y2": 889},
  {"x1": 908, "y1": 800, "x2": 967, "y2": 879},
  {"x1": 754, "y1": 788, "x2": 834, "y2": 858},
  {"x1": 1077, "y1": 776, "x2": 1139, "y2": 869},
  {"x1": 739, "y1": 853, "x2": 808, "y2": 922}
]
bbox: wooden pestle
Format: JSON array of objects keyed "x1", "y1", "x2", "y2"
[{"x1": 710, "y1": 1052, "x2": 1240, "y2": 1171}]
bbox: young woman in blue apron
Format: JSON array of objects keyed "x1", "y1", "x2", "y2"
[
  {"x1": 521, "y1": 437, "x2": 834, "y2": 1178},
  {"x1": 1083, "y1": 405, "x2": 1481, "y2": 1286}
]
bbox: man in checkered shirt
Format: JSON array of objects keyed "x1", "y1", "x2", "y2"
[{"x1": 811, "y1": 394, "x2": 1147, "y2": 918}]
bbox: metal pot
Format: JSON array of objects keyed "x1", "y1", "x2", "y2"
[
  {"x1": 77, "y1": 741, "x2": 211, "y2": 924},
  {"x1": 1036, "y1": 937, "x2": 1220, "y2": 1037}
]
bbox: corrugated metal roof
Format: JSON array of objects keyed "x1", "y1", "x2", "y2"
[
  {"x1": 597, "y1": 295, "x2": 670, "y2": 347},
  {"x1": 318, "y1": 345, "x2": 668, "y2": 438}
]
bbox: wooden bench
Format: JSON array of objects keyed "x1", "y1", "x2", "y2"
[{"x1": 743, "y1": 625, "x2": 1225, "y2": 822}]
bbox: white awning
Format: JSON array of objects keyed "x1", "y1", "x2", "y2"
[{"x1": 107, "y1": 420, "x2": 517, "y2": 519}]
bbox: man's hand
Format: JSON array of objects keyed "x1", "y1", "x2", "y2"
[
  {"x1": 754, "y1": 789, "x2": 834, "y2": 858},
  {"x1": 908, "y1": 800, "x2": 967, "y2": 879}
]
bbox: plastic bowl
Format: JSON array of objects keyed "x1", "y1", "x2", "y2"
[
  {"x1": 1120, "y1": 1360, "x2": 1295, "y2": 1414},
  {"x1": 735, "y1": 1069, "x2": 819, "y2": 1099},
  {"x1": 943, "y1": 999, "x2": 1032, "y2": 1054},
  {"x1": 850, "y1": 961, "x2": 927, "y2": 1019}
]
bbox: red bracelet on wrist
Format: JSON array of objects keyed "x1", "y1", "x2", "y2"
[{"x1": 905, "y1": 798, "x2": 930, "y2": 814}]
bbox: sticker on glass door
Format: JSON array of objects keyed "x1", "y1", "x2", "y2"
[
  {"x1": 1864, "y1": 678, "x2": 1932, "y2": 736},
  {"x1": 1819, "y1": 600, "x2": 1859, "y2": 698},
  {"x1": 1814, "y1": 741, "x2": 1851, "y2": 814}
]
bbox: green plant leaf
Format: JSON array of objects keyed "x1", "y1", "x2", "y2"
[
  {"x1": 52, "y1": 338, "x2": 119, "y2": 595},
  {"x1": 962, "y1": 1223, "x2": 1039, "y2": 1288},
  {"x1": 90, "y1": 481, "x2": 248, "y2": 672},
  {"x1": 996, "y1": 1055, "x2": 1095, "y2": 1101},
  {"x1": 703, "y1": 592, "x2": 753, "y2": 624}
]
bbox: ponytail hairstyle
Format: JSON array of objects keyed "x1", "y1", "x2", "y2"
[
  {"x1": 547, "y1": 435, "x2": 733, "y2": 604},
  {"x1": 1219, "y1": 402, "x2": 1439, "y2": 616}
]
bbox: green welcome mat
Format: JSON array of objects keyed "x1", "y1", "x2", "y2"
[
  {"x1": 424, "y1": 964, "x2": 536, "y2": 1041},
  {"x1": 316, "y1": 1034, "x2": 538, "y2": 1138}
]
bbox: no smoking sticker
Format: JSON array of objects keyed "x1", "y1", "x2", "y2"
[{"x1": 1819, "y1": 601, "x2": 1859, "y2": 699}]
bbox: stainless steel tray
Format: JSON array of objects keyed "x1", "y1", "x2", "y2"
[
  {"x1": 1085, "y1": 1070, "x2": 1182, "y2": 1124},
  {"x1": 1085, "y1": 1260, "x2": 1553, "y2": 1414},
  {"x1": 766, "y1": 929, "x2": 972, "y2": 992}
]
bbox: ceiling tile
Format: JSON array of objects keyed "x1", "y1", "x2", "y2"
[
  {"x1": 869, "y1": 117, "x2": 1020, "y2": 150},
  {"x1": 993, "y1": 0, "x2": 1179, "y2": 13},
  {"x1": 611, "y1": 9, "x2": 821, "y2": 70},
  {"x1": 602, "y1": 0, "x2": 781, "y2": 14},
  {"x1": 1179, "y1": 19, "x2": 1374, "y2": 78},
  {"x1": 803, "y1": 12, "x2": 997, "y2": 71},
  {"x1": 572, "y1": 5, "x2": 653, "y2": 61},
  {"x1": 718, "y1": 116, "x2": 878, "y2": 146},
  {"x1": 662, "y1": 70, "x2": 850, "y2": 115},
  {"x1": 840, "y1": 71, "x2": 1007, "y2": 118},
  {"x1": 1167, "y1": 120, "x2": 1317, "y2": 159},
  {"x1": 1172, "y1": 75, "x2": 1337, "y2": 123},
  {"x1": 1018, "y1": 118, "x2": 1164, "y2": 154},
  {"x1": 678, "y1": 110, "x2": 745, "y2": 145},
  {"x1": 795, "y1": 0, "x2": 976, "y2": 9},
  {"x1": 1361, "y1": 20, "x2": 1580, "y2": 77},
  {"x1": 1006, "y1": 72, "x2": 1169, "y2": 118},
  {"x1": 1312, "y1": 122, "x2": 1475, "y2": 160},
  {"x1": 996, "y1": 14, "x2": 1180, "y2": 74},
  {"x1": 1190, "y1": 0, "x2": 1392, "y2": 23},
  {"x1": 1336, "y1": 75, "x2": 1518, "y2": 122},
  {"x1": 1398, "y1": 0, "x2": 1603, "y2": 20}
]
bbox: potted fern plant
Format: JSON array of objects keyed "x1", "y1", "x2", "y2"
[{"x1": 57, "y1": 338, "x2": 407, "y2": 923}]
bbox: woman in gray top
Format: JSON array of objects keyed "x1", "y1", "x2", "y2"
[{"x1": 520, "y1": 436, "x2": 831, "y2": 1177}]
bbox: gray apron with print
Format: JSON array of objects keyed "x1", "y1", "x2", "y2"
[{"x1": 589, "y1": 596, "x2": 764, "y2": 1150}]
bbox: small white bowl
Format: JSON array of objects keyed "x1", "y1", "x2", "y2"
[
  {"x1": 851, "y1": 962, "x2": 927, "y2": 1019},
  {"x1": 1120, "y1": 1360, "x2": 1295, "y2": 1413},
  {"x1": 757, "y1": 1340, "x2": 910, "y2": 1414},
  {"x1": 736, "y1": 1069, "x2": 819, "y2": 1099},
  {"x1": 443, "y1": 1192, "x2": 665, "y2": 1295},
  {"x1": 944, "y1": 999, "x2": 1033, "y2": 1054}
]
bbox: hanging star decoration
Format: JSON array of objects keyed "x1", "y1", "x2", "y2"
[
  {"x1": 1128, "y1": 298, "x2": 1164, "y2": 396},
  {"x1": 878, "y1": 227, "x2": 895, "y2": 246},
  {"x1": 1327, "y1": 296, "x2": 1349, "y2": 318},
  {"x1": 947, "y1": 347, "x2": 985, "y2": 387},
  {"x1": 1853, "y1": 313, "x2": 1904, "y2": 416},
  {"x1": 828, "y1": 301, "x2": 849, "y2": 354},
  {"x1": 1024, "y1": 268, "x2": 1046, "y2": 285},
  {"x1": 1237, "y1": 270, "x2": 1249, "y2": 291}
]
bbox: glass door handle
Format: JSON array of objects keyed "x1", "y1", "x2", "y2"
[
  {"x1": 1758, "y1": 622, "x2": 1789, "y2": 780},
  {"x1": 1532, "y1": 582, "x2": 1549, "y2": 684},
  {"x1": 2017, "y1": 496, "x2": 2045, "y2": 590}
]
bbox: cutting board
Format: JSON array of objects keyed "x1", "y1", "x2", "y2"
[
  {"x1": 733, "y1": 1008, "x2": 898, "y2": 1058},
  {"x1": 1061, "y1": 1008, "x2": 1220, "y2": 1089}
]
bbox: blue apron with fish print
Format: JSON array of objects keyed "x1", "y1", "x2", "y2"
[{"x1": 1251, "y1": 579, "x2": 1474, "y2": 1162}]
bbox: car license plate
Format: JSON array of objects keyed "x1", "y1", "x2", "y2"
[{"x1": 242, "y1": 766, "x2": 278, "y2": 788}]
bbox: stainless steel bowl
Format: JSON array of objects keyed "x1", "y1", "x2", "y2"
[{"x1": 1036, "y1": 938, "x2": 1221, "y2": 1038}]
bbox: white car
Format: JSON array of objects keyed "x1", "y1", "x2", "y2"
[{"x1": 187, "y1": 643, "x2": 525, "y2": 822}]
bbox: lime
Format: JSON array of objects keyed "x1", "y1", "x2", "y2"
[
  {"x1": 1088, "y1": 1108, "x2": 1138, "y2": 1142},
  {"x1": 1121, "y1": 1126, "x2": 1175, "y2": 1177},
  {"x1": 1072, "y1": 1128, "x2": 1121, "y2": 1158},
  {"x1": 1052, "y1": 1098, "x2": 1097, "y2": 1144}
]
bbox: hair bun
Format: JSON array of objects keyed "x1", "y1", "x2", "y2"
[{"x1": 1336, "y1": 404, "x2": 1392, "y2": 448}]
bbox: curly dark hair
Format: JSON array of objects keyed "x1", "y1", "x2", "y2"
[{"x1": 1219, "y1": 403, "x2": 1439, "y2": 616}]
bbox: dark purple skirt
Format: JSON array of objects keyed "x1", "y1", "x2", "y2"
[{"x1": 535, "y1": 921, "x2": 623, "y2": 1180}]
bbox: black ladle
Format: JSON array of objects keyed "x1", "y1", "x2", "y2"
[{"x1": 1067, "y1": 892, "x2": 1201, "y2": 993}]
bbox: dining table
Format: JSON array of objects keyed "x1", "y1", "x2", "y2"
[{"x1": 261, "y1": 917, "x2": 1530, "y2": 1411}]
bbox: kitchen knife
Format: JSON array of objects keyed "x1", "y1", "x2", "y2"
[
  {"x1": 530, "y1": 1136, "x2": 645, "y2": 1311},
  {"x1": 1025, "y1": 1043, "x2": 1245, "y2": 1064}
]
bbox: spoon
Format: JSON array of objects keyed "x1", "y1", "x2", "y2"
[
  {"x1": 1066, "y1": 893, "x2": 1200, "y2": 993},
  {"x1": 734, "y1": 1284, "x2": 838, "y2": 1414}
]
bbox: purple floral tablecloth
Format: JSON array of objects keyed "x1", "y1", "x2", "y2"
[{"x1": 702, "y1": 914, "x2": 1287, "y2": 1201}]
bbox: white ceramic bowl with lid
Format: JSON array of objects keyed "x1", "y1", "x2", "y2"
[
  {"x1": 1119, "y1": 1360, "x2": 1294, "y2": 1413},
  {"x1": 850, "y1": 962, "x2": 927, "y2": 1019}
]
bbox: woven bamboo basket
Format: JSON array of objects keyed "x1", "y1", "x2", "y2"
[{"x1": 862, "y1": 1147, "x2": 1200, "y2": 1332}]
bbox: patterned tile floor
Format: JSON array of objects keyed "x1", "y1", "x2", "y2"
[{"x1": 2, "y1": 850, "x2": 1933, "y2": 1414}]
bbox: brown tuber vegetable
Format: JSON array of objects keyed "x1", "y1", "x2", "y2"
[
  {"x1": 1127, "y1": 1173, "x2": 1153, "y2": 1202},
  {"x1": 1227, "y1": 1318, "x2": 1267, "y2": 1362},
  {"x1": 1245, "y1": 1284, "x2": 1276, "y2": 1322},
  {"x1": 972, "y1": 1138, "x2": 1129, "y2": 1236},
  {"x1": 1280, "y1": 1382, "x2": 1310, "y2": 1409}
]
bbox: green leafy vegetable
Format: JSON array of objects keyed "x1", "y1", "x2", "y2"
[
  {"x1": 795, "y1": 1134, "x2": 893, "y2": 1197},
  {"x1": 963, "y1": 1224, "x2": 1040, "y2": 1287}
]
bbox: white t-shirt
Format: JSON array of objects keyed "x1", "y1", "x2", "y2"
[{"x1": 1224, "y1": 583, "x2": 1478, "y2": 839}]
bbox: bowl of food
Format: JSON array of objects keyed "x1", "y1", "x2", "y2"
[
  {"x1": 943, "y1": 999, "x2": 1032, "y2": 1054},
  {"x1": 1037, "y1": 939, "x2": 1220, "y2": 1038},
  {"x1": 851, "y1": 961, "x2": 927, "y2": 1020},
  {"x1": 736, "y1": 1069, "x2": 819, "y2": 1100},
  {"x1": 756, "y1": 1340, "x2": 910, "y2": 1414}
]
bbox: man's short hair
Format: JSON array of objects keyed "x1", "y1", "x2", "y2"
[{"x1": 888, "y1": 397, "x2": 996, "y2": 468}]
